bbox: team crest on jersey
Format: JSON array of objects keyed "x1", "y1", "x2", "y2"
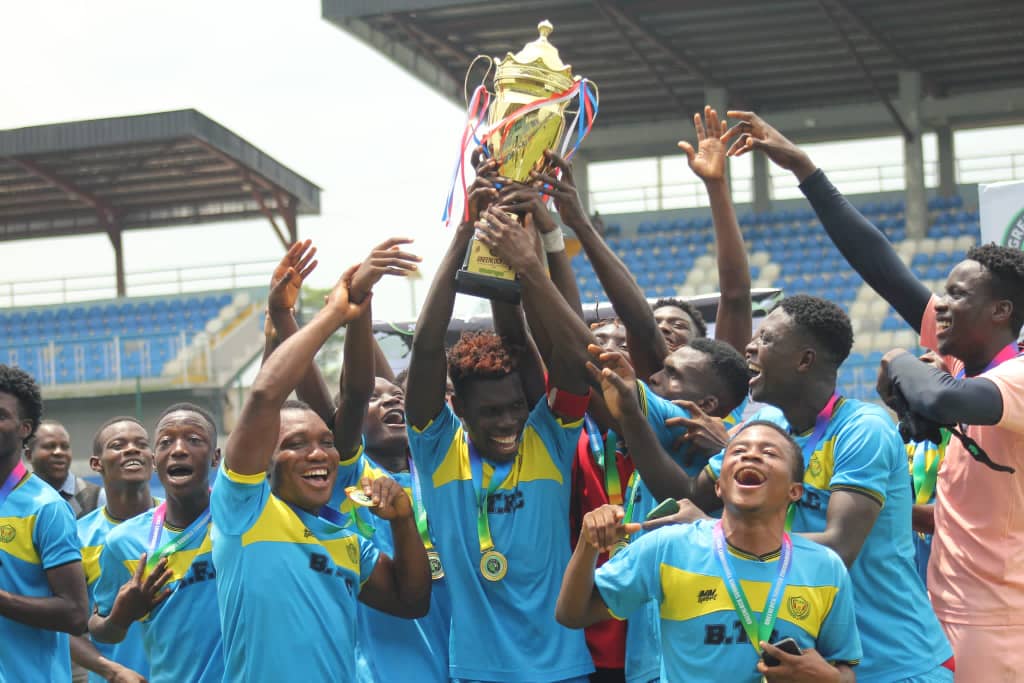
[
  {"x1": 347, "y1": 541, "x2": 358, "y2": 565},
  {"x1": 0, "y1": 524, "x2": 14, "y2": 543},
  {"x1": 787, "y1": 596, "x2": 810, "y2": 620},
  {"x1": 807, "y1": 454, "x2": 822, "y2": 478}
]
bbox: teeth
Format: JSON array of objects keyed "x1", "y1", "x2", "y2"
[
  {"x1": 492, "y1": 436, "x2": 516, "y2": 445},
  {"x1": 303, "y1": 468, "x2": 328, "y2": 478}
]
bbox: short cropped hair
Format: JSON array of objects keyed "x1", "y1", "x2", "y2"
[
  {"x1": 157, "y1": 402, "x2": 217, "y2": 444},
  {"x1": 777, "y1": 295, "x2": 853, "y2": 365},
  {"x1": 653, "y1": 297, "x2": 707, "y2": 339},
  {"x1": 731, "y1": 420, "x2": 805, "y2": 483},
  {"x1": 446, "y1": 331, "x2": 521, "y2": 396},
  {"x1": 24, "y1": 419, "x2": 67, "y2": 455},
  {"x1": 92, "y1": 416, "x2": 146, "y2": 457},
  {"x1": 967, "y1": 243, "x2": 1024, "y2": 335},
  {"x1": 0, "y1": 365, "x2": 43, "y2": 445},
  {"x1": 688, "y1": 337, "x2": 749, "y2": 413}
]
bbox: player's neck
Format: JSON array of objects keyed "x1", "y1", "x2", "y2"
[
  {"x1": 720, "y1": 508, "x2": 787, "y2": 558},
  {"x1": 371, "y1": 445, "x2": 409, "y2": 474},
  {"x1": 0, "y1": 452, "x2": 20, "y2": 484},
  {"x1": 164, "y1": 487, "x2": 210, "y2": 528},
  {"x1": 779, "y1": 378, "x2": 836, "y2": 434},
  {"x1": 104, "y1": 481, "x2": 154, "y2": 521},
  {"x1": 961, "y1": 329, "x2": 1018, "y2": 376}
]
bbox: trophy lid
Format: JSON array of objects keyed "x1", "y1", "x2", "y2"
[{"x1": 495, "y1": 20, "x2": 575, "y2": 90}]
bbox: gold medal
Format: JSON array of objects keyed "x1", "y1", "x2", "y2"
[
  {"x1": 480, "y1": 549, "x2": 508, "y2": 582},
  {"x1": 427, "y1": 550, "x2": 445, "y2": 581},
  {"x1": 345, "y1": 486, "x2": 374, "y2": 507}
]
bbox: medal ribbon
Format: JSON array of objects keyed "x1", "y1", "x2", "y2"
[
  {"x1": 408, "y1": 457, "x2": 434, "y2": 551},
  {"x1": 712, "y1": 521, "x2": 793, "y2": 655},
  {"x1": 623, "y1": 470, "x2": 639, "y2": 525},
  {"x1": 0, "y1": 461, "x2": 27, "y2": 511},
  {"x1": 145, "y1": 502, "x2": 211, "y2": 572},
  {"x1": 584, "y1": 416, "x2": 623, "y2": 505},
  {"x1": 785, "y1": 393, "x2": 840, "y2": 531},
  {"x1": 467, "y1": 437, "x2": 514, "y2": 554},
  {"x1": 913, "y1": 429, "x2": 950, "y2": 505}
]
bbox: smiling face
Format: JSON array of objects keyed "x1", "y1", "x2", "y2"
[
  {"x1": 362, "y1": 377, "x2": 408, "y2": 456},
  {"x1": 453, "y1": 373, "x2": 530, "y2": 463},
  {"x1": 744, "y1": 308, "x2": 807, "y2": 405},
  {"x1": 91, "y1": 420, "x2": 153, "y2": 488},
  {"x1": 934, "y1": 259, "x2": 1001, "y2": 360},
  {"x1": 654, "y1": 305, "x2": 697, "y2": 351},
  {"x1": 154, "y1": 411, "x2": 218, "y2": 499},
  {"x1": 716, "y1": 424, "x2": 803, "y2": 516},
  {"x1": 272, "y1": 407, "x2": 339, "y2": 512},
  {"x1": 27, "y1": 423, "x2": 72, "y2": 489}
]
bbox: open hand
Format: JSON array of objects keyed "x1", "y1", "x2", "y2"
[
  {"x1": 474, "y1": 206, "x2": 541, "y2": 273},
  {"x1": 666, "y1": 399, "x2": 729, "y2": 452},
  {"x1": 498, "y1": 184, "x2": 559, "y2": 234},
  {"x1": 678, "y1": 106, "x2": 728, "y2": 183},
  {"x1": 722, "y1": 111, "x2": 816, "y2": 181},
  {"x1": 581, "y1": 504, "x2": 640, "y2": 553},
  {"x1": 322, "y1": 264, "x2": 371, "y2": 326},
  {"x1": 108, "y1": 553, "x2": 173, "y2": 628},
  {"x1": 528, "y1": 150, "x2": 590, "y2": 230},
  {"x1": 585, "y1": 345, "x2": 641, "y2": 422},
  {"x1": 349, "y1": 238, "x2": 422, "y2": 304},
  {"x1": 269, "y1": 239, "x2": 318, "y2": 312},
  {"x1": 361, "y1": 475, "x2": 413, "y2": 521}
]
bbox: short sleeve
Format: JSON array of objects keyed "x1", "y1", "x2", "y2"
[
  {"x1": 336, "y1": 441, "x2": 369, "y2": 490},
  {"x1": 814, "y1": 558, "x2": 863, "y2": 666},
  {"x1": 407, "y1": 402, "x2": 461, "y2": 475},
  {"x1": 358, "y1": 535, "x2": 382, "y2": 590},
  {"x1": 594, "y1": 531, "x2": 662, "y2": 620},
  {"x1": 987, "y1": 357, "x2": 1024, "y2": 436},
  {"x1": 828, "y1": 409, "x2": 898, "y2": 506},
  {"x1": 94, "y1": 534, "x2": 132, "y2": 617},
  {"x1": 523, "y1": 397, "x2": 584, "y2": 467},
  {"x1": 637, "y1": 380, "x2": 690, "y2": 456},
  {"x1": 32, "y1": 498, "x2": 81, "y2": 570},
  {"x1": 211, "y1": 467, "x2": 271, "y2": 536}
]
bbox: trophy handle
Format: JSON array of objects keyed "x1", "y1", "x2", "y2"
[{"x1": 464, "y1": 54, "x2": 495, "y2": 107}]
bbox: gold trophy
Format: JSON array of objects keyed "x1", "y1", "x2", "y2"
[{"x1": 455, "y1": 20, "x2": 583, "y2": 303}]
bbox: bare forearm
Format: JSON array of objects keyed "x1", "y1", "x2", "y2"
[
  {"x1": 88, "y1": 612, "x2": 128, "y2": 644},
  {"x1": 252, "y1": 311, "x2": 345, "y2": 409},
  {"x1": 546, "y1": 247, "x2": 584, "y2": 319},
  {"x1": 388, "y1": 516, "x2": 431, "y2": 617},
  {"x1": 71, "y1": 634, "x2": 121, "y2": 679},
  {"x1": 492, "y1": 301, "x2": 546, "y2": 407},
  {"x1": 0, "y1": 588, "x2": 87, "y2": 634},
  {"x1": 912, "y1": 503, "x2": 935, "y2": 535},
  {"x1": 335, "y1": 308, "x2": 375, "y2": 454},
  {"x1": 706, "y1": 178, "x2": 752, "y2": 353},
  {"x1": 270, "y1": 308, "x2": 335, "y2": 425},
  {"x1": 837, "y1": 663, "x2": 855, "y2": 683},
  {"x1": 555, "y1": 538, "x2": 603, "y2": 629}
]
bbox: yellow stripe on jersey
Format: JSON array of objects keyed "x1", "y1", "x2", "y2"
[
  {"x1": 0, "y1": 515, "x2": 39, "y2": 565},
  {"x1": 241, "y1": 496, "x2": 360, "y2": 575},
  {"x1": 340, "y1": 442, "x2": 365, "y2": 468},
  {"x1": 658, "y1": 564, "x2": 838, "y2": 639},
  {"x1": 432, "y1": 426, "x2": 563, "y2": 488},
  {"x1": 803, "y1": 436, "x2": 837, "y2": 491},
  {"x1": 124, "y1": 530, "x2": 213, "y2": 584},
  {"x1": 224, "y1": 468, "x2": 267, "y2": 484},
  {"x1": 82, "y1": 544, "x2": 103, "y2": 585}
]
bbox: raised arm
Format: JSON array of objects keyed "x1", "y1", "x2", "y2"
[
  {"x1": 0, "y1": 562, "x2": 88, "y2": 635},
  {"x1": 586, "y1": 350, "x2": 719, "y2": 511},
  {"x1": 406, "y1": 172, "x2": 498, "y2": 428},
  {"x1": 679, "y1": 107, "x2": 751, "y2": 353},
  {"x1": 335, "y1": 238, "x2": 423, "y2": 455},
  {"x1": 227, "y1": 266, "x2": 368, "y2": 476},
  {"x1": 477, "y1": 205, "x2": 593, "y2": 399},
  {"x1": 264, "y1": 240, "x2": 336, "y2": 425},
  {"x1": 724, "y1": 111, "x2": 931, "y2": 330},
  {"x1": 533, "y1": 152, "x2": 670, "y2": 381},
  {"x1": 491, "y1": 299, "x2": 546, "y2": 408},
  {"x1": 883, "y1": 349, "x2": 1004, "y2": 425}
]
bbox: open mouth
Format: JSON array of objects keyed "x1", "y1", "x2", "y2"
[
  {"x1": 165, "y1": 463, "x2": 194, "y2": 482},
  {"x1": 734, "y1": 467, "x2": 767, "y2": 488},
  {"x1": 121, "y1": 458, "x2": 146, "y2": 472},
  {"x1": 936, "y1": 319, "x2": 952, "y2": 336},
  {"x1": 747, "y1": 361, "x2": 763, "y2": 384},
  {"x1": 301, "y1": 467, "x2": 331, "y2": 487},
  {"x1": 381, "y1": 408, "x2": 406, "y2": 427},
  {"x1": 490, "y1": 434, "x2": 518, "y2": 453}
]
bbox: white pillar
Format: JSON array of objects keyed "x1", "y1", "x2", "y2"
[
  {"x1": 937, "y1": 125, "x2": 957, "y2": 198},
  {"x1": 899, "y1": 71, "x2": 927, "y2": 239}
]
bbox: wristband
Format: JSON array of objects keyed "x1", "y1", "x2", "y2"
[
  {"x1": 547, "y1": 385, "x2": 590, "y2": 420},
  {"x1": 541, "y1": 229, "x2": 565, "y2": 253}
]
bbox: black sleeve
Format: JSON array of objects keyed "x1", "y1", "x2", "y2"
[
  {"x1": 889, "y1": 352, "x2": 1004, "y2": 425},
  {"x1": 800, "y1": 169, "x2": 932, "y2": 332}
]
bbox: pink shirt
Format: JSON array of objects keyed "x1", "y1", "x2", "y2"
[{"x1": 920, "y1": 297, "x2": 1024, "y2": 624}]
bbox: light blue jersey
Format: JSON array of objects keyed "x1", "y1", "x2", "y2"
[
  {"x1": 706, "y1": 398, "x2": 952, "y2": 682},
  {"x1": 95, "y1": 505, "x2": 223, "y2": 683},
  {"x1": 408, "y1": 399, "x2": 592, "y2": 682},
  {"x1": 78, "y1": 506, "x2": 152, "y2": 683},
  {"x1": 0, "y1": 471, "x2": 80, "y2": 683},
  {"x1": 331, "y1": 449, "x2": 451, "y2": 683},
  {"x1": 597, "y1": 519, "x2": 861, "y2": 682},
  {"x1": 618, "y1": 384, "x2": 745, "y2": 682},
  {"x1": 211, "y1": 468, "x2": 380, "y2": 683}
]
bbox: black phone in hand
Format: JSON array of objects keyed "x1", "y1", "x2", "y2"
[{"x1": 762, "y1": 637, "x2": 802, "y2": 666}]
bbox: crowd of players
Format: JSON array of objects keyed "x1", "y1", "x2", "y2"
[{"x1": 0, "y1": 108, "x2": 1022, "y2": 683}]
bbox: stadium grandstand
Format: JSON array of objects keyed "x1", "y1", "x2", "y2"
[
  {"x1": 0, "y1": 109, "x2": 319, "y2": 466},
  {"x1": 326, "y1": 0, "x2": 1024, "y2": 401}
]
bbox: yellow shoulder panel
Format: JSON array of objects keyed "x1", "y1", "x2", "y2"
[{"x1": 0, "y1": 515, "x2": 39, "y2": 565}]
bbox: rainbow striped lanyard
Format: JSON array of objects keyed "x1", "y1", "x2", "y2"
[
  {"x1": 912, "y1": 430, "x2": 950, "y2": 505},
  {"x1": 0, "y1": 461, "x2": 27, "y2": 512},
  {"x1": 145, "y1": 502, "x2": 210, "y2": 572},
  {"x1": 584, "y1": 415, "x2": 623, "y2": 505},
  {"x1": 784, "y1": 393, "x2": 840, "y2": 532}
]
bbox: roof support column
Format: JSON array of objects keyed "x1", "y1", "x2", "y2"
[
  {"x1": 937, "y1": 125, "x2": 957, "y2": 198},
  {"x1": 704, "y1": 86, "x2": 730, "y2": 187},
  {"x1": 899, "y1": 71, "x2": 927, "y2": 239},
  {"x1": 571, "y1": 152, "x2": 592, "y2": 215},
  {"x1": 107, "y1": 222, "x2": 126, "y2": 297},
  {"x1": 752, "y1": 149, "x2": 772, "y2": 214}
]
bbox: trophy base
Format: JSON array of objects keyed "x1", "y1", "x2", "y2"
[{"x1": 455, "y1": 269, "x2": 521, "y2": 304}]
